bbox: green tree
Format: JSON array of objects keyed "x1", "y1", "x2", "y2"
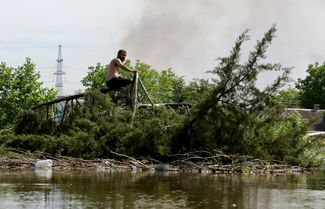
[
  {"x1": 81, "y1": 63, "x2": 106, "y2": 89},
  {"x1": 132, "y1": 61, "x2": 186, "y2": 103},
  {"x1": 275, "y1": 88, "x2": 300, "y2": 108},
  {"x1": 172, "y1": 25, "x2": 308, "y2": 163},
  {"x1": 0, "y1": 58, "x2": 57, "y2": 129},
  {"x1": 183, "y1": 78, "x2": 213, "y2": 105},
  {"x1": 296, "y1": 62, "x2": 325, "y2": 108}
]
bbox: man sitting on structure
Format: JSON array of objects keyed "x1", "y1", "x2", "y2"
[{"x1": 106, "y1": 49, "x2": 137, "y2": 91}]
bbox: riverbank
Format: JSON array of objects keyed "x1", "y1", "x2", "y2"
[{"x1": 0, "y1": 149, "x2": 314, "y2": 174}]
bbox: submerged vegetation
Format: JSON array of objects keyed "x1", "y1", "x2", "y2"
[{"x1": 0, "y1": 25, "x2": 324, "y2": 169}]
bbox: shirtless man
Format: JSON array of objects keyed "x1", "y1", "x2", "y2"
[{"x1": 106, "y1": 49, "x2": 136, "y2": 90}]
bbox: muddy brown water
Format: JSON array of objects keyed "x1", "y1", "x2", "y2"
[{"x1": 0, "y1": 169, "x2": 324, "y2": 209}]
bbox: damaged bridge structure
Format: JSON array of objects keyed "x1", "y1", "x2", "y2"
[{"x1": 31, "y1": 72, "x2": 191, "y2": 126}]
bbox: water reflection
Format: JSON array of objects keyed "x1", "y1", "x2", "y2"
[
  {"x1": 0, "y1": 170, "x2": 324, "y2": 209},
  {"x1": 34, "y1": 169, "x2": 53, "y2": 179}
]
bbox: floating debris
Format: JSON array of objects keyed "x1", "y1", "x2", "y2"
[{"x1": 34, "y1": 159, "x2": 53, "y2": 169}]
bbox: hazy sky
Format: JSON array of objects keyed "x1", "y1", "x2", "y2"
[{"x1": 1, "y1": 0, "x2": 325, "y2": 95}]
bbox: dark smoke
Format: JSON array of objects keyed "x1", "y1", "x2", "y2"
[
  {"x1": 121, "y1": 0, "x2": 325, "y2": 81},
  {"x1": 120, "y1": 0, "x2": 226, "y2": 72}
]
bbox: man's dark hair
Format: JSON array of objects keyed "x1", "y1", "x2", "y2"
[{"x1": 118, "y1": 49, "x2": 127, "y2": 55}]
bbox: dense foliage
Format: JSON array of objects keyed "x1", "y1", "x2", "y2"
[
  {"x1": 0, "y1": 58, "x2": 57, "y2": 129},
  {"x1": 81, "y1": 63, "x2": 107, "y2": 90},
  {"x1": 5, "y1": 91, "x2": 183, "y2": 159},
  {"x1": 296, "y1": 62, "x2": 325, "y2": 108},
  {"x1": 275, "y1": 88, "x2": 300, "y2": 108},
  {"x1": 171, "y1": 25, "x2": 313, "y2": 164}
]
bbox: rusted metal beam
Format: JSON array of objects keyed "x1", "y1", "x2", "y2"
[
  {"x1": 32, "y1": 93, "x2": 85, "y2": 110},
  {"x1": 138, "y1": 77, "x2": 154, "y2": 106},
  {"x1": 138, "y1": 103, "x2": 191, "y2": 108}
]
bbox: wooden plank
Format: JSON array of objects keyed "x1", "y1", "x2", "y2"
[
  {"x1": 131, "y1": 72, "x2": 139, "y2": 127},
  {"x1": 130, "y1": 72, "x2": 139, "y2": 111}
]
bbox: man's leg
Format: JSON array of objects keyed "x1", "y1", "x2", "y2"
[
  {"x1": 106, "y1": 78, "x2": 121, "y2": 91},
  {"x1": 107, "y1": 77, "x2": 131, "y2": 90},
  {"x1": 106, "y1": 77, "x2": 132, "y2": 104},
  {"x1": 116, "y1": 77, "x2": 132, "y2": 88},
  {"x1": 116, "y1": 77, "x2": 132, "y2": 106}
]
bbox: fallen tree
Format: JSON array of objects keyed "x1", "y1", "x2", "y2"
[{"x1": 0, "y1": 25, "x2": 322, "y2": 168}]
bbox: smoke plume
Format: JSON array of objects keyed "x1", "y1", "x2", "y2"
[{"x1": 121, "y1": 0, "x2": 325, "y2": 81}]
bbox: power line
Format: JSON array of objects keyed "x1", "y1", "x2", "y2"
[
  {"x1": 0, "y1": 45, "x2": 57, "y2": 50},
  {"x1": 63, "y1": 46, "x2": 108, "y2": 53},
  {"x1": 0, "y1": 45, "x2": 110, "y2": 56},
  {"x1": 63, "y1": 66, "x2": 87, "y2": 71},
  {"x1": 38, "y1": 66, "x2": 88, "y2": 71}
]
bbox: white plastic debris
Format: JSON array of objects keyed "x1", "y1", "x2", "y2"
[{"x1": 34, "y1": 159, "x2": 53, "y2": 169}]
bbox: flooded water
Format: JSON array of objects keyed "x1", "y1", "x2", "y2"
[{"x1": 0, "y1": 169, "x2": 324, "y2": 209}]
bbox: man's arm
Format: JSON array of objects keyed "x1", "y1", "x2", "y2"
[
  {"x1": 121, "y1": 64, "x2": 136, "y2": 73},
  {"x1": 115, "y1": 59, "x2": 136, "y2": 73}
]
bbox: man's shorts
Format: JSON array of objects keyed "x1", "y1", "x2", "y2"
[{"x1": 106, "y1": 76, "x2": 132, "y2": 91}]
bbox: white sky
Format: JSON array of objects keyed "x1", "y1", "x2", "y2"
[{"x1": 1, "y1": 0, "x2": 325, "y2": 95}]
